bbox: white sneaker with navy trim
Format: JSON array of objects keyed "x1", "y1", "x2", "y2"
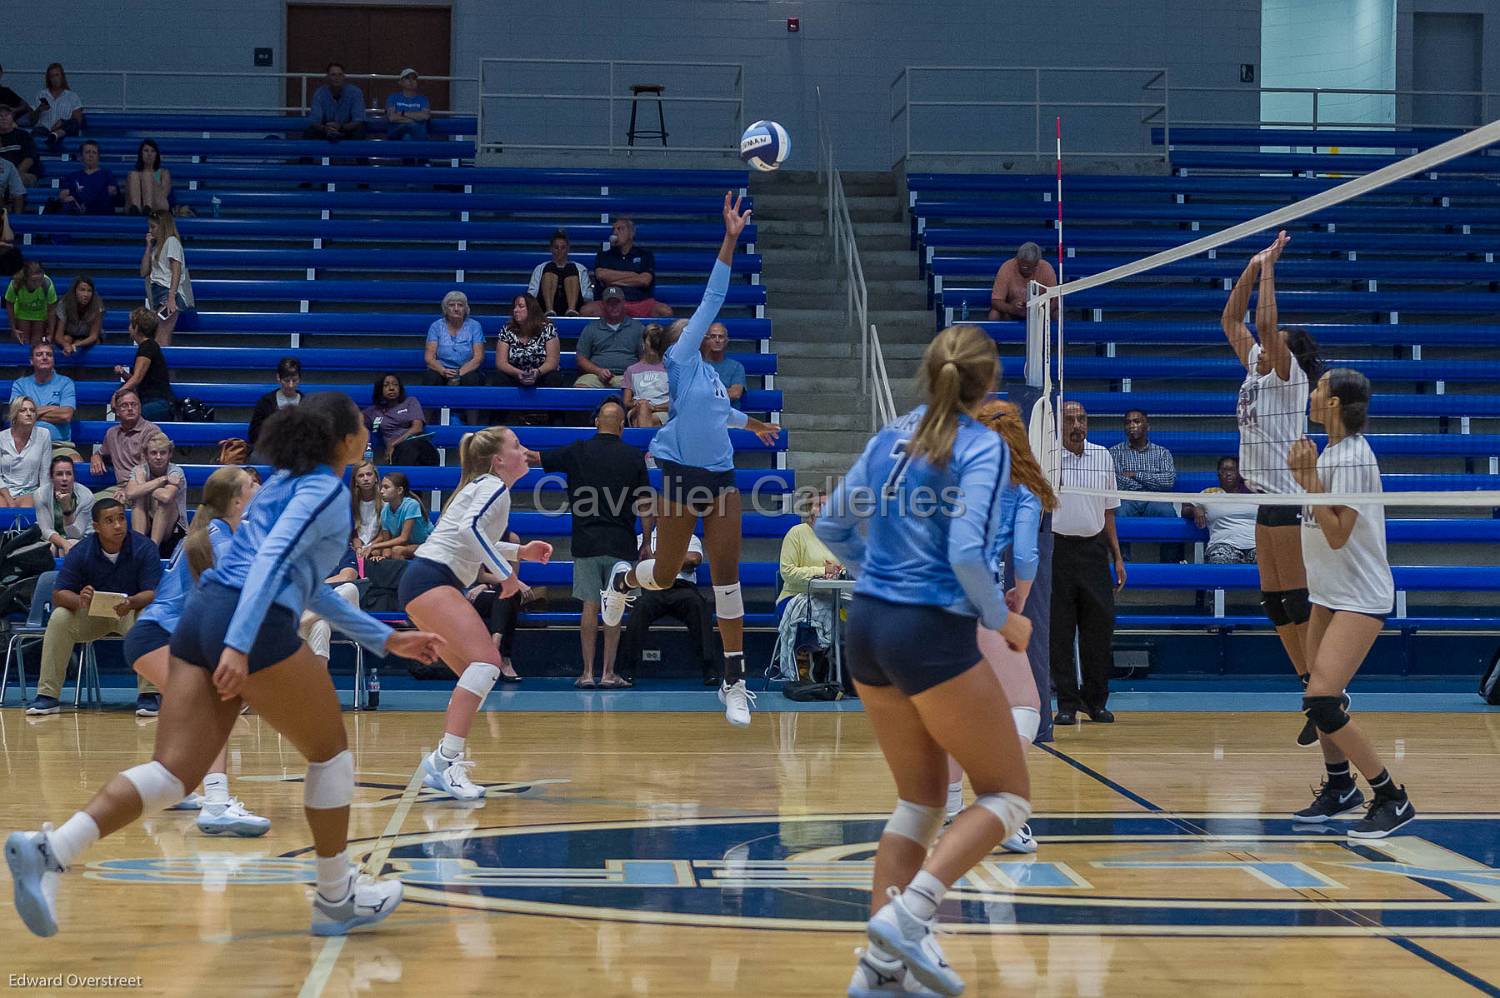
[
  {"x1": 6, "y1": 826, "x2": 64, "y2": 938},
  {"x1": 310, "y1": 871, "x2": 403, "y2": 936},
  {"x1": 848, "y1": 948, "x2": 938, "y2": 996},
  {"x1": 866, "y1": 890, "x2": 963, "y2": 997},
  {"x1": 197, "y1": 798, "x2": 272, "y2": 838},
  {"x1": 421, "y1": 750, "x2": 486, "y2": 801},
  {"x1": 600, "y1": 561, "x2": 635, "y2": 628}
]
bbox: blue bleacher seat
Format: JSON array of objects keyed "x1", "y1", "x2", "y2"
[
  {"x1": 941, "y1": 286, "x2": 1500, "y2": 316},
  {"x1": 918, "y1": 226, "x2": 1500, "y2": 259},
  {"x1": 1116, "y1": 517, "x2": 1500, "y2": 544},
  {"x1": 1087, "y1": 430, "x2": 1500, "y2": 459},
  {"x1": 48, "y1": 136, "x2": 473, "y2": 160},
  {"x1": 84, "y1": 311, "x2": 772, "y2": 341},
  {"x1": 79, "y1": 111, "x2": 478, "y2": 137},
  {"x1": 1024, "y1": 356, "x2": 1500, "y2": 386},
  {"x1": 1166, "y1": 149, "x2": 1496, "y2": 174},
  {"x1": 1151, "y1": 126, "x2": 1470, "y2": 150},
  {"x1": 979, "y1": 320, "x2": 1498, "y2": 349},
  {"x1": 913, "y1": 198, "x2": 1500, "y2": 228},
  {"x1": 906, "y1": 170, "x2": 1500, "y2": 200},
  {"x1": 1026, "y1": 390, "x2": 1500, "y2": 419},
  {"x1": 929, "y1": 254, "x2": 1500, "y2": 286}
]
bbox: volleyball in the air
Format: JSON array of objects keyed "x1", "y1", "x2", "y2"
[{"x1": 740, "y1": 120, "x2": 790, "y2": 171}]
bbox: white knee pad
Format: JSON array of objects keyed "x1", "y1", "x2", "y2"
[
  {"x1": 121, "y1": 761, "x2": 186, "y2": 813},
  {"x1": 884, "y1": 799, "x2": 946, "y2": 847},
  {"x1": 304, "y1": 750, "x2": 354, "y2": 810},
  {"x1": 635, "y1": 559, "x2": 667, "y2": 591},
  {"x1": 1012, "y1": 706, "x2": 1041, "y2": 746},
  {"x1": 972, "y1": 792, "x2": 1032, "y2": 840},
  {"x1": 713, "y1": 582, "x2": 744, "y2": 620},
  {"x1": 456, "y1": 662, "x2": 501, "y2": 700}
]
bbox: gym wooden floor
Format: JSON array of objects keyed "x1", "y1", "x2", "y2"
[{"x1": 3, "y1": 707, "x2": 1499, "y2": 997}]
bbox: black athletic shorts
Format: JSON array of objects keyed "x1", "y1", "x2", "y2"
[
  {"x1": 122, "y1": 619, "x2": 172, "y2": 666},
  {"x1": 1255, "y1": 503, "x2": 1301, "y2": 528},
  {"x1": 170, "y1": 580, "x2": 304, "y2": 674},
  {"x1": 397, "y1": 556, "x2": 465, "y2": 605},
  {"x1": 657, "y1": 458, "x2": 737, "y2": 514},
  {"x1": 845, "y1": 593, "x2": 982, "y2": 696}
]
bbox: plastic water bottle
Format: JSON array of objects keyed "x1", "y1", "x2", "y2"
[
  {"x1": 960, "y1": 299, "x2": 970, "y2": 321},
  {"x1": 367, "y1": 668, "x2": 380, "y2": 710},
  {"x1": 211, "y1": 196, "x2": 222, "y2": 219}
]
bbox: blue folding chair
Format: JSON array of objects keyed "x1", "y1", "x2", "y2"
[{"x1": 1, "y1": 571, "x2": 55, "y2": 706}]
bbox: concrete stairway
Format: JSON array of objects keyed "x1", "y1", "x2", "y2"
[{"x1": 749, "y1": 170, "x2": 934, "y2": 487}]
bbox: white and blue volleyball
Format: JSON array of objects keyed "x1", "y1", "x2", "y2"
[{"x1": 740, "y1": 120, "x2": 790, "y2": 171}]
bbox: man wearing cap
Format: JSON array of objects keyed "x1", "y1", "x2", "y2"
[
  {"x1": 386, "y1": 68, "x2": 431, "y2": 141},
  {"x1": 573, "y1": 286, "x2": 645, "y2": 388}
]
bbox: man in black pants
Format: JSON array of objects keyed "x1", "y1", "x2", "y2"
[
  {"x1": 622, "y1": 525, "x2": 716, "y2": 684},
  {"x1": 1050, "y1": 401, "x2": 1128, "y2": 727}
]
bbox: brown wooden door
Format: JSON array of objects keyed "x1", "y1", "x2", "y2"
[{"x1": 285, "y1": 5, "x2": 452, "y2": 115}]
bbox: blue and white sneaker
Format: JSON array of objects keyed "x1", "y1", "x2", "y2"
[
  {"x1": 6, "y1": 825, "x2": 64, "y2": 938},
  {"x1": 1001, "y1": 823, "x2": 1038, "y2": 854},
  {"x1": 599, "y1": 561, "x2": 635, "y2": 627},
  {"x1": 866, "y1": 889, "x2": 963, "y2": 997},
  {"x1": 166, "y1": 793, "x2": 205, "y2": 812},
  {"x1": 310, "y1": 871, "x2": 403, "y2": 936},
  {"x1": 848, "y1": 948, "x2": 938, "y2": 997},
  {"x1": 421, "y1": 750, "x2": 486, "y2": 801},
  {"x1": 196, "y1": 798, "x2": 271, "y2": 838}
]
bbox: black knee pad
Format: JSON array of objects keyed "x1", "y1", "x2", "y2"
[
  {"x1": 1282, "y1": 588, "x2": 1312, "y2": 625},
  {"x1": 1261, "y1": 590, "x2": 1290, "y2": 627},
  {"x1": 1302, "y1": 695, "x2": 1350, "y2": 735}
]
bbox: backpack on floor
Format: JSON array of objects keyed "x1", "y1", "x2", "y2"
[
  {"x1": 0, "y1": 525, "x2": 56, "y2": 617},
  {"x1": 1482, "y1": 646, "x2": 1500, "y2": 706}
]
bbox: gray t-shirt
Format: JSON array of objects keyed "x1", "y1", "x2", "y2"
[{"x1": 576, "y1": 317, "x2": 644, "y2": 374}]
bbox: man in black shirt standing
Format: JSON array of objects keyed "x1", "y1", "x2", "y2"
[
  {"x1": 536, "y1": 398, "x2": 652, "y2": 688},
  {"x1": 580, "y1": 217, "x2": 673, "y2": 320}
]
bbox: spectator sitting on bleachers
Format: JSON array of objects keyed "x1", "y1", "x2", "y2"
[
  {"x1": 581, "y1": 217, "x2": 673, "y2": 320},
  {"x1": 140, "y1": 209, "x2": 194, "y2": 344},
  {"x1": 774, "y1": 487, "x2": 841, "y2": 682},
  {"x1": 11, "y1": 341, "x2": 77, "y2": 446},
  {"x1": 1185, "y1": 456, "x2": 1258, "y2": 565},
  {"x1": 0, "y1": 65, "x2": 30, "y2": 120},
  {"x1": 89, "y1": 388, "x2": 159, "y2": 490},
  {"x1": 305, "y1": 63, "x2": 367, "y2": 142},
  {"x1": 53, "y1": 276, "x2": 103, "y2": 354},
  {"x1": 529, "y1": 229, "x2": 593, "y2": 317},
  {"x1": 113, "y1": 308, "x2": 174, "y2": 421},
  {"x1": 0, "y1": 157, "x2": 23, "y2": 213},
  {"x1": 24, "y1": 498, "x2": 161, "y2": 717},
  {"x1": 702, "y1": 322, "x2": 746, "y2": 408},
  {"x1": 125, "y1": 139, "x2": 172, "y2": 216},
  {"x1": 363, "y1": 471, "x2": 432, "y2": 562},
  {"x1": 364, "y1": 372, "x2": 435, "y2": 464},
  {"x1": 56, "y1": 140, "x2": 118, "y2": 215},
  {"x1": 29, "y1": 63, "x2": 84, "y2": 150},
  {"x1": 623, "y1": 323, "x2": 670, "y2": 427},
  {"x1": 385, "y1": 68, "x2": 431, "y2": 141},
  {"x1": 0, "y1": 397, "x2": 48, "y2": 507},
  {"x1": 424, "y1": 290, "x2": 486, "y2": 387},
  {"x1": 573, "y1": 287, "x2": 642, "y2": 388},
  {"x1": 0, "y1": 107, "x2": 39, "y2": 185},
  {"x1": 494, "y1": 293, "x2": 562, "y2": 389},
  {"x1": 247, "y1": 356, "x2": 303, "y2": 449},
  {"x1": 622, "y1": 520, "x2": 715, "y2": 687},
  {"x1": 124, "y1": 430, "x2": 186, "y2": 556},
  {"x1": 1110, "y1": 409, "x2": 1177, "y2": 517},
  {"x1": 349, "y1": 458, "x2": 381, "y2": 552},
  {"x1": 988, "y1": 242, "x2": 1057, "y2": 321},
  {"x1": 35, "y1": 453, "x2": 94, "y2": 556},
  {"x1": 5, "y1": 260, "x2": 57, "y2": 346}
]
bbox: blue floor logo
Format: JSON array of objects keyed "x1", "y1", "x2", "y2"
[{"x1": 354, "y1": 813, "x2": 1500, "y2": 936}]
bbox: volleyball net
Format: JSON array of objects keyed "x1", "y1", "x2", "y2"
[{"x1": 1024, "y1": 118, "x2": 1500, "y2": 514}]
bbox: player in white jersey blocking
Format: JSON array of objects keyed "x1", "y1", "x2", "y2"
[
  {"x1": 397, "y1": 427, "x2": 552, "y2": 800},
  {"x1": 1222, "y1": 231, "x2": 1329, "y2": 746},
  {"x1": 1287, "y1": 369, "x2": 1416, "y2": 838}
]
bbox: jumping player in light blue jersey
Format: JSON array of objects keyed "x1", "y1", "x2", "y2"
[
  {"x1": 7, "y1": 395, "x2": 446, "y2": 941},
  {"x1": 600, "y1": 193, "x2": 780, "y2": 728},
  {"x1": 814, "y1": 326, "x2": 1034, "y2": 998},
  {"x1": 122, "y1": 464, "x2": 270, "y2": 837}
]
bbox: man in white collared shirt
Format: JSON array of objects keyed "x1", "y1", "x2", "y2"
[{"x1": 1051, "y1": 401, "x2": 1127, "y2": 727}]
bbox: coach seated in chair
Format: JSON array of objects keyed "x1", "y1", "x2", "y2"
[
  {"x1": 621, "y1": 521, "x2": 717, "y2": 687},
  {"x1": 25, "y1": 499, "x2": 161, "y2": 717}
]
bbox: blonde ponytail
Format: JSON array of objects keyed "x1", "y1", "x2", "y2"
[
  {"x1": 908, "y1": 325, "x2": 998, "y2": 468},
  {"x1": 442, "y1": 426, "x2": 513, "y2": 519},
  {"x1": 184, "y1": 465, "x2": 250, "y2": 580}
]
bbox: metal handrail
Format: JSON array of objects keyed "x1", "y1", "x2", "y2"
[
  {"x1": 475, "y1": 58, "x2": 744, "y2": 157},
  {"x1": 1142, "y1": 80, "x2": 1500, "y2": 132},
  {"x1": 6, "y1": 69, "x2": 478, "y2": 116}
]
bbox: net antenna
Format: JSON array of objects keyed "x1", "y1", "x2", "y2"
[{"x1": 1023, "y1": 117, "x2": 1500, "y2": 508}]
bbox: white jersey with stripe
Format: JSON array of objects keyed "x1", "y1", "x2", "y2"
[
  {"x1": 1236, "y1": 343, "x2": 1308, "y2": 495},
  {"x1": 414, "y1": 474, "x2": 520, "y2": 587}
]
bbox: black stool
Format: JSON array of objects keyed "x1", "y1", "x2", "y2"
[{"x1": 628, "y1": 84, "x2": 668, "y2": 147}]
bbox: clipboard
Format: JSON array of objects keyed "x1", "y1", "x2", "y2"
[{"x1": 87, "y1": 591, "x2": 129, "y2": 619}]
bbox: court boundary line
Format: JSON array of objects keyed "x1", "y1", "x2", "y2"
[
  {"x1": 296, "y1": 754, "x2": 428, "y2": 998},
  {"x1": 1040, "y1": 742, "x2": 1500, "y2": 994}
]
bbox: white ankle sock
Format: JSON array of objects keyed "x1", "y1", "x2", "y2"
[
  {"x1": 439, "y1": 733, "x2": 465, "y2": 760},
  {"x1": 49, "y1": 812, "x2": 100, "y2": 868},
  {"x1": 203, "y1": 773, "x2": 230, "y2": 805},
  {"x1": 315, "y1": 852, "x2": 351, "y2": 899},
  {"x1": 902, "y1": 870, "x2": 947, "y2": 921},
  {"x1": 945, "y1": 781, "x2": 964, "y2": 815}
]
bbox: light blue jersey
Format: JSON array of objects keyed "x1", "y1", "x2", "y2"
[
  {"x1": 139, "y1": 519, "x2": 232, "y2": 631},
  {"x1": 648, "y1": 260, "x2": 747, "y2": 472},
  {"x1": 996, "y1": 484, "x2": 1044, "y2": 584},
  {"x1": 206, "y1": 467, "x2": 393, "y2": 655},
  {"x1": 815, "y1": 406, "x2": 1012, "y2": 629}
]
